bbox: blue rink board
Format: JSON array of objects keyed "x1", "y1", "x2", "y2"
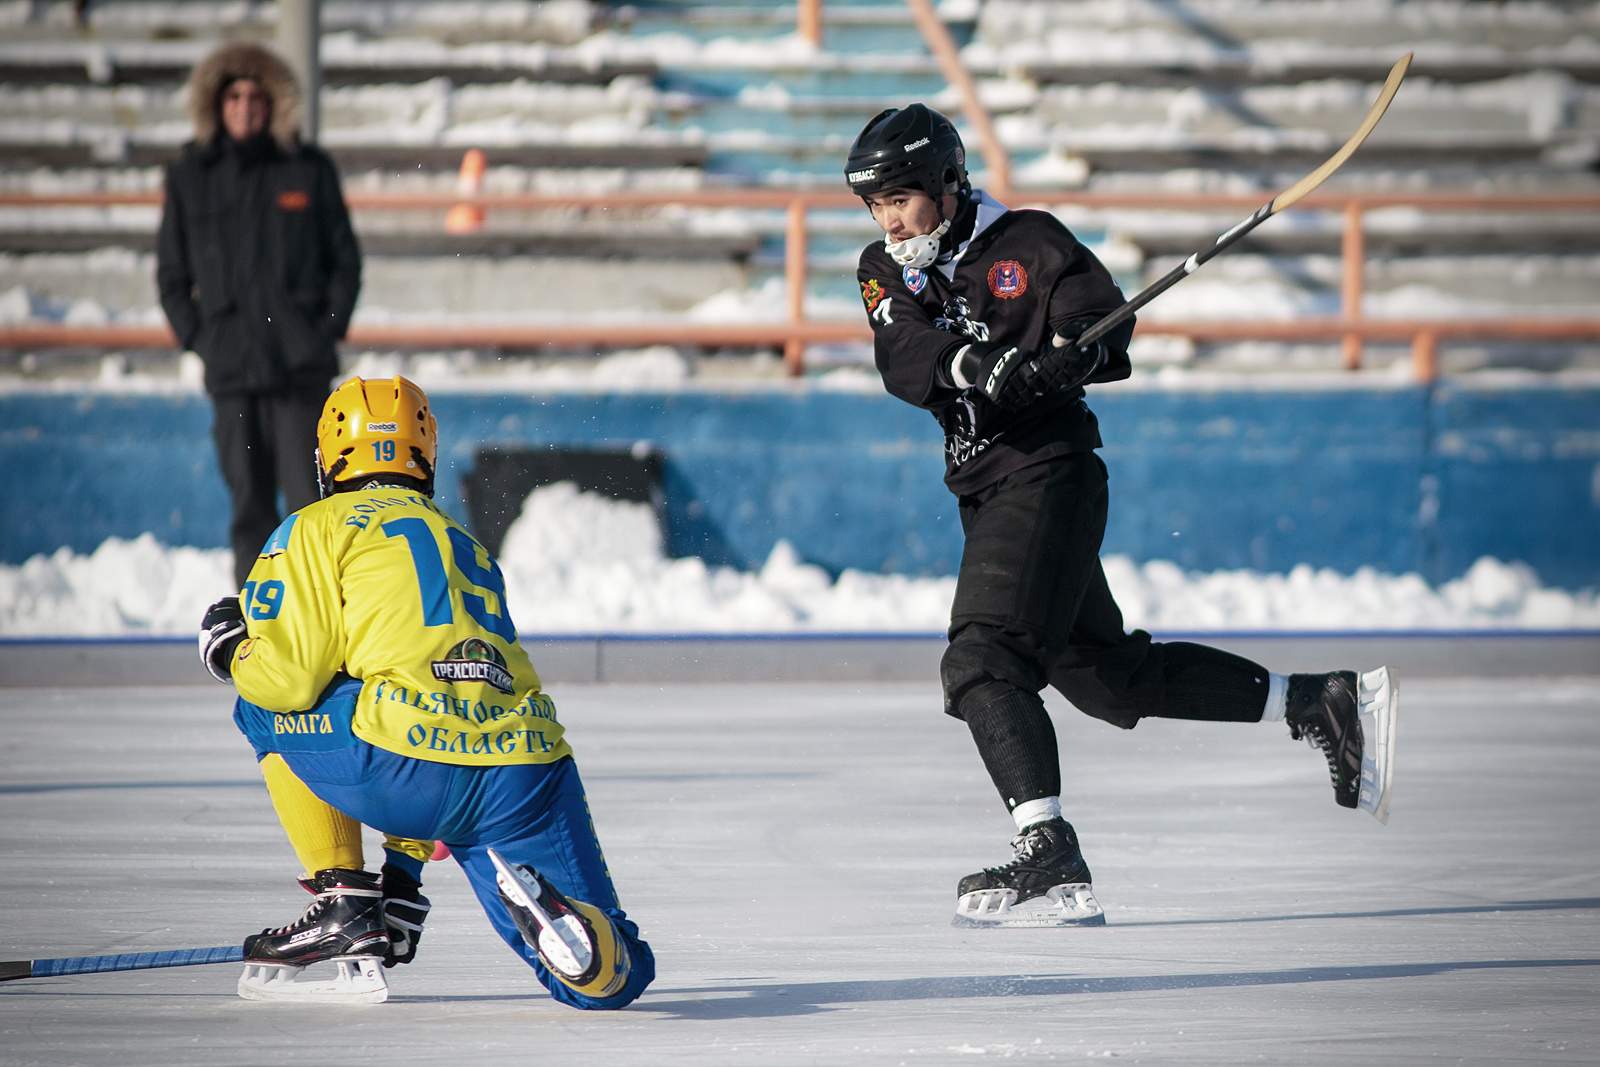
[
  {"x1": 3, "y1": 631, "x2": 1596, "y2": 687},
  {"x1": 1, "y1": 381, "x2": 1596, "y2": 588}
]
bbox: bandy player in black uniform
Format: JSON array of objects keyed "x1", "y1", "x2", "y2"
[{"x1": 847, "y1": 104, "x2": 1399, "y2": 927}]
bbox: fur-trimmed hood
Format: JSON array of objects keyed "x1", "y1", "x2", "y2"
[{"x1": 186, "y1": 41, "x2": 301, "y2": 150}]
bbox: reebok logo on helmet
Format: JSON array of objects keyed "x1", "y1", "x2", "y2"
[
  {"x1": 366, "y1": 421, "x2": 398, "y2": 432},
  {"x1": 844, "y1": 104, "x2": 970, "y2": 207}
]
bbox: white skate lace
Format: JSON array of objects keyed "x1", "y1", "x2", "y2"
[
  {"x1": 264, "y1": 894, "x2": 331, "y2": 937},
  {"x1": 982, "y1": 828, "x2": 1047, "y2": 876},
  {"x1": 1291, "y1": 719, "x2": 1340, "y2": 786}
]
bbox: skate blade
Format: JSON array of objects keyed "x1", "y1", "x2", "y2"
[
  {"x1": 236, "y1": 955, "x2": 388, "y2": 1004},
  {"x1": 952, "y1": 883, "x2": 1107, "y2": 928},
  {"x1": 1356, "y1": 666, "x2": 1399, "y2": 824},
  {"x1": 486, "y1": 847, "x2": 594, "y2": 978}
]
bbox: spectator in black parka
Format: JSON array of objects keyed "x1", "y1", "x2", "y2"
[{"x1": 157, "y1": 41, "x2": 361, "y2": 586}]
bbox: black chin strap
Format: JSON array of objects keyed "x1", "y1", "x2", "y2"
[
  {"x1": 315, "y1": 447, "x2": 436, "y2": 499},
  {"x1": 937, "y1": 191, "x2": 978, "y2": 263}
]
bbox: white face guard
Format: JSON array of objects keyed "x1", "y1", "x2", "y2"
[{"x1": 883, "y1": 216, "x2": 952, "y2": 268}]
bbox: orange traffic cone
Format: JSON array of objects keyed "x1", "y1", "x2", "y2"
[{"x1": 444, "y1": 148, "x2": 486, "y2": 234}]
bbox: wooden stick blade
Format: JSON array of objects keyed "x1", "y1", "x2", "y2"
[{"x1": 1270, "y1": 52, "x2": 1413, "y2": 213}]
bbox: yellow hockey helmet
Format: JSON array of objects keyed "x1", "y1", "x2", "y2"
[{"x1": 316, "y1": 376, "x2": 438, "y2": 496}]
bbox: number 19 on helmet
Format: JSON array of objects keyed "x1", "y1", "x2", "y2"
[{"x1": 314, "y1": 376, "x2": 438, "y2": 498}]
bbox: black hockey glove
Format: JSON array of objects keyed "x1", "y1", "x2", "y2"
[
  {"x1": 1038, "y1": 331, "x2": 1111, "y2": 393},
  {"x1": 380, "y1": 863, "x2": 432, "y2": 968},
  {"x1": 950, "y1": 342, "x2": 1048, "y2": 410},
  {"x1": 197, "y1": 595, "x2": 246, "y2": 683}
]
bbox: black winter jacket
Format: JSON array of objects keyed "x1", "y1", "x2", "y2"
[{"x1": 156, "y1": 135, "x2": 361, "y2": 395}]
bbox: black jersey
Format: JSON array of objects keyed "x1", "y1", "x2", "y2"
[{"x1": 857, "y1": 191, "x2": 1133, "y2": 496}]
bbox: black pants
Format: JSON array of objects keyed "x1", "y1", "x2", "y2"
[
  {"x1": 210, "y1": 389, "x2": 324, "y2": 587},
  {"x1": 940, "y1": 453, "x2": 1269, "y2": 808}
]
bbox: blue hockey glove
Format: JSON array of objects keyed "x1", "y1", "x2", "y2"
[{"x1": 198, "y1": 595, "x2": 246, "y2": 683}]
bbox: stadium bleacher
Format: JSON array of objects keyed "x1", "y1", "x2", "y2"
[{"x1": 0, "y1": 0, "x2": 1597, "y2": 379}]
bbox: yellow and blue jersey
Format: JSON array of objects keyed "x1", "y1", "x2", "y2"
[{"x1": 231, "y1": 488, "x2": 571, "y2": 767}]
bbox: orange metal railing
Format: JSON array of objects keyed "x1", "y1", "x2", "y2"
[
  {"x1": 905, "y1": 0, "x2": 1012, "y2": 197},
  {"x1": 1012, "y1": 190, "x2": 1600, "y2": 376},
  {"x1": 0, "y1": 188, "x2": 1597, "y2": 380},
  {"x1": 797, "y1": 0, "x2": 823, "y2": 46}
]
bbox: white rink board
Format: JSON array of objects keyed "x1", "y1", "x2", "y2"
[{"x1": 2, "y1": 677, "x2": 1598, "y2": 1065}]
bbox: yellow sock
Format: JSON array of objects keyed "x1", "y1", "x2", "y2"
[
  {"x1": 382, "y1": 835, "x2": 435, "y2": 866},
  {"x1": 259, "y1": 754, "x2": 363, "y2": 876}
]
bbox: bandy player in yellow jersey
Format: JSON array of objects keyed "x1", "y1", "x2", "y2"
[{"x1": 197, "y1": 376, "x2": 653, "y2": 1007}]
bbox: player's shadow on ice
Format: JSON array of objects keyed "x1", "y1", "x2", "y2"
[
  {"x1": 1104, "y1": 895, "x2": 1600, "y2": 928},
  {"x1": 639, "y1": 957, "x2": 1600, "y2": 1020}
]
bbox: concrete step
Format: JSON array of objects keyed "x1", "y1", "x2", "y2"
[
  {"x1": 611, "y1": 0, "x2": 969, "y2": 54},
  {"x1": 975, "y1": 0, "x2": 1600, "y2": 84},
  {"x1": 0, "y1": 219, "x2": 760, "y2": 259},
  {"x1": 1074, "y1": 206, "x2": 1600, "y2": 258},
  {"x1": 5, "y1": 244, "x2": 1596, "y2": 327},
  {"x1": 0, "y1": 0, "x2": 600, "y2": 46},
  {"x1": 0, "y1": 133, "x2": 708, "y2": 170},
  {"x1": 1013, "y1": 73, "x2": 1600, "y2": 148},
  {"x1": 0, "y1": 248, "x2": 750, "y2": 319},
  {"x1": 0, "y1": 76, "x2": 678, "y2": 141},
  {"x1": 0, "y1": 36, "x2": 656, "y2": 86}
]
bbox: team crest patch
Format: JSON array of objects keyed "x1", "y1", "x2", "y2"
[
  {"x1": 987, "y1": 259, "x2": 1028, "y2": 299},
  {"x1": 860, "y1": 278, "x2": 886, "y2": 312},
  {"x1": 902, "y1": 266, "x2": 927, "y2": 295},
  {"x1": 258, "y1": 514, "x2": 297, "y2": 559},
  {"x1": 432, "y1": 637, "x2": 515, "y2": 694}
]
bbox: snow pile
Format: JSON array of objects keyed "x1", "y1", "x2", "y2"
[
  {"x1": 0, "y1": 535, "x2": 234, "y2": 636},
  {"x1": 1, "y1": 484, "x2": 1595, "y2": 639},
  {"x1": 495, "y1": 483, "x2": 957, "y2": 632},
  {"x1": 1103, "y1": 555, "x2": 1596, "y2": 630}
]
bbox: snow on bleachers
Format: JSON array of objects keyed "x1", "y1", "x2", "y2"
[
  {"x1": 1003, "y1": 73, "x2": 1597, "y2": 169},
  {"x1": 0, "y1": 0, "x2": 1596, "y2": 375},
  {"x1": 0, "y1": 1, "x2": 596, "y2": 42},
  {"x1": 974, "y1": 0, "x2": 1600, "y2": 78}
]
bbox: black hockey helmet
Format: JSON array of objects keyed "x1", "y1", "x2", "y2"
[{"x1": 844, "y1": 103, "x2": 969, "y2": 202}]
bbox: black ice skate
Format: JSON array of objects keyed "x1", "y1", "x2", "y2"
[
  {"x1": 1287, "y1": 666, "x2": 1398, "y2": 823},
  {"x1": 487, "y1": 847, "x2": 629, "y2": 998},
  {"x1": 953, "y1": 818, "x2": 1105, "y2": 928},
  {"x1": 237, "y1": 868, "x2": 390, "y2": 1004}
]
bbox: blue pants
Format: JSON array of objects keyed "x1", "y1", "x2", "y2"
[{"x1": 235, "y1": 678, "x2": 654, "y2": 1010}]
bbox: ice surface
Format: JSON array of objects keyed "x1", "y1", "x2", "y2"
[{"x1": 1, "y1": 674, "x2": 1597, "y2": 1064}]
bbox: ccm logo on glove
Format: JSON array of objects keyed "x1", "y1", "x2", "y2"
[
  {"x1": 951, "y1": 343, "x2": 1036, "y2": 409},
  {"x1": 983, "y1": 347, "x2": 1020, "y2": 396}
]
